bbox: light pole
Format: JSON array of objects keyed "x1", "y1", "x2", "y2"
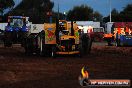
[
  {"x1": 58, "y1": 3, "x2": 60, "y2": 20},
  {"x1": 63, "y1": 12, "x2": 66, "y2": 20},
  {"x1": 109, "y1": 0, "x2": 112, "y2": 22}
]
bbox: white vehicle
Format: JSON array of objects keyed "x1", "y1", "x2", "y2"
[
  {"x1": 0, "y1": 23, "x2": 8, "y2": 31},
  {"x1": 105, "y1": 22, "x2": 114, "y2": 33}
]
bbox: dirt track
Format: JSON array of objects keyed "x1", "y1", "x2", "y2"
[{"x1": 0, "y1": 42, "x2": 132, "y2": 88}]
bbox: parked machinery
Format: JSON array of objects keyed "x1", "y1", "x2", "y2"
[
  {"x1": 93, "y1": 27, "x2": 104, "y2": 42},
  {"x1": 114, "y1": 22, "x2": 132, "y2": 46},
  {"x1": 53, "y1": 20, "x2": 81, "y2": 57},
  {"x1": 4, "y1": 16, "x2": 30, "y2": 47},
  {"x1": 103, "y1": 22, "x2": 132, "y2": 46},
  {"x1": 24, "y1": 19, "x2": 92, "y2": 57}
]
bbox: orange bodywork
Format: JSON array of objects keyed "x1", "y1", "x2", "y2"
[
  {"x1": 117, "y1": 28, "x2": 121, "y2": 34},
  {"x1": 103, "y1": 33, "x2": 113, "y2": 38}
]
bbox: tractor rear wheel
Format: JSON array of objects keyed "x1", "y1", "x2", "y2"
[
  {"x1": 51, "y1": 46, "x2": 56, "y2": 58},
  {"x1": 4, "y1": 39, "x2": 12, "y2": 47},
  {"x1": 116, "y1": 39, "x2": 120, "y2": 47}
]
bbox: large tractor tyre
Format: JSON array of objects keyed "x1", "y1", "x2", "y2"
[
  {"x1": 21, "y1": 38, "x2": 27, "y2": 47},
  {"x1": 87, "y1": 38, "x2": 93, "y2": 54},
  {"x1": 81, "y1": 34, "x2": 89, "y2": 54},
  {"x1": 78, "y1": 44, "x2": 83, "y2": 57},
  {"x1": 25, "y1": 43, "x2": 34, "y2": 56},
  {"x1": 4, "y1": 40, "x2": 12, "y2": 47},
  {"x1": 40, "y1": 45, "x2": 46, "y2": 56},
  {"x1": 40, "y1": 45, "x2": 50, "y2": 57},
  {"x1": 35, "y1": 35, "x2": 41, "y2": 55},
  {"x1": 116, "y1": 39, "x2": 120, "y2": 47},
  {"x1": 25, "y1": 41, "x2": 32, "y2": 56},
  {"x1": 107, "y1": 38, "x2": 112, "y2": 46},
  {"x1": 82, "y1": 43, "x2": 88, "y2": 54},
  {"x1": 51, "y1": 46, "x2": 56, "y2": 58},
  {"x1": 47, "y1": 47, "x2": 53, "y2": 57},
  {"x1": 4, "y1": 32, "x2": 13, "y2": 47},
  {"x1": 38, "y1": 31, "x2": 45, "y2": 56},
  {"x1": 12, "y1": 31, "x2": 18, "y2": 44},
  {"x1": 25, "y1": 47, "x2": 32, "y2": 56},
  {"x1": 39, "y1": 46, "x2": 44, "y2": 56},
  {"x1": 24, "y1": 37, "x2": 34, "y2": 55},
  {"x1": 19, "y1": 32, "x2": 28, "y2": 47}
]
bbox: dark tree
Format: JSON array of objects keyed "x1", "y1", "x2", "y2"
[
  {"x1": 93, "y1": 11, "x2": 103, "y2": 21},
  {"x1": 111, "y1": 8, "x2": 120, "y2": 22},
  {"x1": 103, "y1": 4, "x2": 132, "y2": 22},
  {"x1": 67, "y1": 5, "x2": 94, "y2": 21},
  {"x1": 0, "y1": 0, "x2": 15, "y2": 22},
  {"x1": 103, "y1": 8, "x2": 119, "y2": 22},
  {"x1": 120, "y1": 4, "x2": 132, "y2": 22},
  {"x1": 67, "y1": 5, "x2": 102, "y2": 21},
  {"x1": 0, "y1": 0, "x2": 15, "y2": 15},
  {"x1": 7, "y1": 0, "x2": 54, "y2": 23}
]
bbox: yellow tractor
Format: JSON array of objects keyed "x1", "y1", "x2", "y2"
[
  {"x1": 52, "y1": 20, "x2": 81, "y2": 57},
  {"x1": 24, "y1": 19, "x2": 91, "y2": 57},
  {"x1": 38, "y1": 20, "x2": 81, "y2": 57}
]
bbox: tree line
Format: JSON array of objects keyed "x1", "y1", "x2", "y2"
[
  {"x1": 66, "y1": 5, "x2": 102, "y2": 21},
  {"x1": 0, "y1": 0, "x2": 132, "y2": 23},
  {"x1": 103, "y1": 4, "x2": 132, "y2": 22}
]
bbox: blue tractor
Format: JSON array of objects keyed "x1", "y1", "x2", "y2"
[{"x1": 4, "y1": 16, "x2": 29, "y2": 47}]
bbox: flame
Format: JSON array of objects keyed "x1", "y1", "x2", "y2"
[{"x1": 81, "y1": 67, "x2": 89, "y2": 78}]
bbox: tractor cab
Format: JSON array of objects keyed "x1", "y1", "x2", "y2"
[
  {"x1": 5, "y1": 16, "x2": 29, "y2": 32},
  {"x1": 59, "y1": 20, "x2": 69, "y2": 36}
]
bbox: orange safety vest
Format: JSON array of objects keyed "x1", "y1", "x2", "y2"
[{"x1": 125, "y1": 27, "x2": 129, "y2": 33}]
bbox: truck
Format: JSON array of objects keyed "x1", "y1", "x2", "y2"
[
  {"x1": 93, "y1": 27, "x2": 104, "y2": 42},
  {"x1": 105, "y1": 22, "x2": 114, "y2": 33},
  {"x1": 114, "y1": 22, "x2": 132, "y2": 46},
  {"x1": 4, "y1": 16, "x2": 30, "y2": 47},
  {"x1": 103, "y1": 22, "x2": 132, "y2": 46},
  {"x1": 24, "y1": 19, "x2": 92, "y2": 57}
]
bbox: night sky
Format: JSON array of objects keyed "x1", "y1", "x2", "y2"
[
  {"x1": 14, "y1": 0, "x2": 132, "y2": 16},
  {"x1": 51, "y1": 0, "x2": 132, "y2": 16}
]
